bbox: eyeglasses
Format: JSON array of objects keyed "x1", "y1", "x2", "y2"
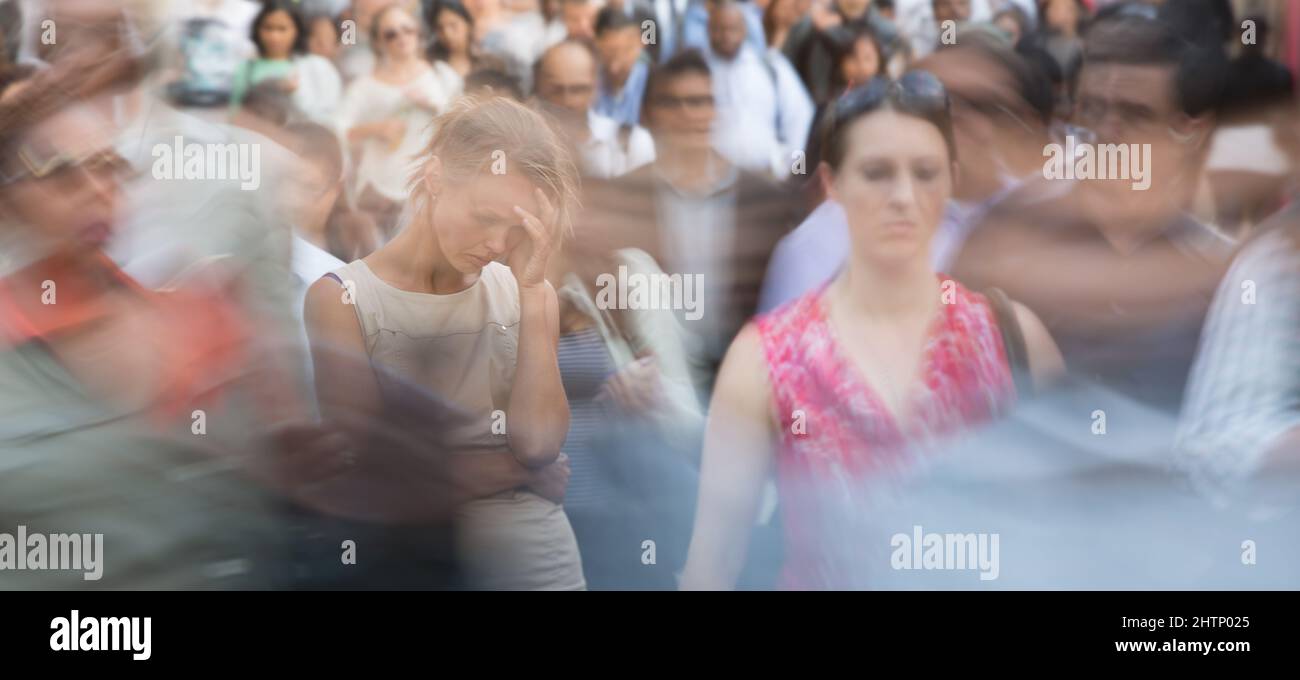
[
  {"x1": 543, "y1": 83, "x2": 595, "y2": 98},
  {"x1": 650, "y1": 94, "x2": 715, "y2": 111},
  {"x1": 1, "y1": 145, "x2": 134, "y2": 186},
  {"x1": 382, "y1": 25, "x2": 417, "y2": 43}
]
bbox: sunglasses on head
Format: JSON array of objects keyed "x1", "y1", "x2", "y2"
[{"x1": 832, "y1": 71, "x2": 950, "y2": 123}]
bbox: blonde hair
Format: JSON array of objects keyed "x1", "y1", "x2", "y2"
[{"x1": 408, "y1": 95, "x2": 580, "y2": 238}]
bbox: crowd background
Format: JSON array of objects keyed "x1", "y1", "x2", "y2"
[{"x1": 0, "y1": 0, "x2": 1298, "y2": 590}]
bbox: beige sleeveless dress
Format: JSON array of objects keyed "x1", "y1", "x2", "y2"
[{"x1": 332, "y1": 259, "x2": 586, "y2": 590}]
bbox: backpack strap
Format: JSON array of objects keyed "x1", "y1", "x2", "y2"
[{"x1": 984, "y1": 286, "x2": 1033, "y2": 398}]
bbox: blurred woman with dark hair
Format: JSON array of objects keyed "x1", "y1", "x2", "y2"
[
  {"x1": 426, "y1": 0, "x2": 482, "y2": 79},
  {"x1": 683, "y1": 74, "x2": 1062, "y2": 590}
]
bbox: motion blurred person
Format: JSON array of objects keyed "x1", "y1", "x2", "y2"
[
  {"x1": 338, "y1": 2, "x2": 462, "y2": 239},
  {"x1": 0, "y1": 66, "x2": 292, "y2": 589},
  {"x1": 306, "y1": 97, "x2": 585, "y2": 590},
  {"x1": 534, "y1": 39, "x2": 656, "y2": 178},
  {"x1": 1176, "y1": 131, "x2": 1300, "y2": 504},
  {"x1": 576, "y1": 49, "x2": 803, "y2": 401},
  {"x1": 705, "y1": 0, "x2": 814, "y2": 178},
  {"x1": 681, "y1": 73, "x2": 1062, "y2": 590},
  {"x1": 545, "y1": 200, "x2": 706, "y2": 590},
  {"x1": 952, "y1": 7, "x2": 1234, "y2": 414},
  {"x1": 283, "y1": 122, "x2": 381, "y2": 263}
]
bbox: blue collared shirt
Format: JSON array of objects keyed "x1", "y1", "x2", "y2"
[{"x1": 595, "y1": 57, "x2": 650, "y2": 127}]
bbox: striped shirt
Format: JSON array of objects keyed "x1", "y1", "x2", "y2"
[
  {"x1": 557, "y1": 327, "x2": 619, "y2": 508},
  {"x1": 1177, "y1": 206, "x2": 1300, "y2": 492}
]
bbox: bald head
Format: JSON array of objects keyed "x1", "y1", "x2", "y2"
[
  {"x1": 535, "y1": 40, "x2": 599, "y2": 117},
  {"x1": 708, "y1": 0, "x2": 747, "y2": 61}
]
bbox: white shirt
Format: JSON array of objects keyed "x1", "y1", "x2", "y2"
[
  {"x1": 289, "y1": 54, "x2": 344, "y2": 123},
  {"x1": 706, "y1": 46, "x2": 814, "y2": 179},
  {"x1": 336, "y1": 63, "x2": 462, "y2": 203},
  {"x1": 290, "y1": 235, "x2": 345, "y2": 397},
  {"x1": 579, "y1": 111, "x2": 656, "y2": 179}
]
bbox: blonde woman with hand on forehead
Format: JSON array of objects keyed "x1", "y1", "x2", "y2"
[{"x1": 306, "y1": 96, "x2": 585, "y2": 590}]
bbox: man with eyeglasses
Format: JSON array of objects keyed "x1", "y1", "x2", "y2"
[
  {"x1": 572, "y1": 49, "x2": 801, "y2": 587},
  {"x1": 952, "y1": 6, "x2": 1236, "y2": 415},
  {"x1": 533, "y1": 39, "x2": 656, "y2": 178},
  {"x1": 576, "y1": 48, "x2": 802, "y2": 412}
]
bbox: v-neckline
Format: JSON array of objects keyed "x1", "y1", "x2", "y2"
[{"x1": 814, "y1": 282, "x2": 948, "y2": 434}]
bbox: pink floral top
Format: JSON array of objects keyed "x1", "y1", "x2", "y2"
[{"x1": 754, "y1": 277, "x2": 1015, "y2": 589}]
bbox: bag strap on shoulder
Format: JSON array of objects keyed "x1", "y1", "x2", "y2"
[{"x1": 984, "y1": 286, "x2": 1033, "y2": 398}]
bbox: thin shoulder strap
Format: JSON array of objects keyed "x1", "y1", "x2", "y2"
[{"x1": 984, "y1": 286, "x2": 1033, "y2": 398}]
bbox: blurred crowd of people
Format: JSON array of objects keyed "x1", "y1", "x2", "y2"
[{"x1": 0, "y1": 0, "x2": 1297, "y2": 590}]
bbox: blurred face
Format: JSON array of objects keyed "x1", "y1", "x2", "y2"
[
  {"x1": 258, "y1": 10, "x2": 298, "y2": 59},
  {"x1": 1074, "y1": 62, "x2": 1193, "y2": 214},
  {"x1": 933, "y1": 0, "x2": 971, "y2": 24},
  {"x1": 0, "y1": 105, "x2": 126, "y2": 253},
  {"x1": 926, "y1": 50, "x2": 1026, "y2": 200},
  {"x1": 826, "y1": 110, "x2": 952, "y2": 266},
  {"x1": 840, "y1": 36, "x2": 880, "y2": 88},
  {"x1": 377, "y1": 8, "x2": 420, "y2": 61},
  {"x1": 645, "y1": 72, "x2": 716, "y2": 152},
  {"x1": 436, "y1": 9, "x2": 471, "y2": 54},
  {"x1": 309, "y1": 16, "x2": 340, "y2": 60},
  {"x1": 595, "y1": 27, "x2": 642, "y2": 85},
  {"x1": 537, "y1": 45, "x2": 597, "y2": 117},
  {"x1": 562, "y1": 1, "x2": 596, "y2": 41},
  {"x1": 835, "y1": 0, "x2": 870, "y2": 20},
  {"x1": 1045, "y1": 0, "x2": 1079, "y2": 33},
  {"x1": 37, "y1": 1, "x2": 126, "y2": 65},
  {"x1": 775, "y1": 0, "x2": 809, "y2": 26},
  {"x1": 708, "y1": 5, "x2": 747, "y2": 60},
  {"x1": 288, "y1": 155, "x2": 341, "y2": 233},
  {"x1": 994, "y1": 14, "x2": 1022, "y2": 43},
  {"x1": 429, "y1": 168, "x2": 540, "y2": 274}
]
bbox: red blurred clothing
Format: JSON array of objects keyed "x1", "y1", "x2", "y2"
[
  {"x1": 755, "y1": 277, "x2": 1016, "y2": 589},
  {"x1": 0, "y1": 251, "x2": 249, "y2": 423}
]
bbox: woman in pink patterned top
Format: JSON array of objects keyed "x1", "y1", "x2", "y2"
[{"x1": 681, "y1": 73, "x2": 1064, "y2": 590}]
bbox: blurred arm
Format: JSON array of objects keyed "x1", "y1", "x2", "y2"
[{"x1": 680, "y1": 324, "x2": 777, "y2": 590}]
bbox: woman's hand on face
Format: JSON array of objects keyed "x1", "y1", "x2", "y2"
[
  {"x1": 508, "y1": 188, "x2": 560, "y2": 291},
  {"x1": 599, "y1": 355, "x2": 664, "y2": 415}
]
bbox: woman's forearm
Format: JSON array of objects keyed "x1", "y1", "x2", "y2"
[{"x1": 506, "y1": 285, "x2": 570, "y2": 467}]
